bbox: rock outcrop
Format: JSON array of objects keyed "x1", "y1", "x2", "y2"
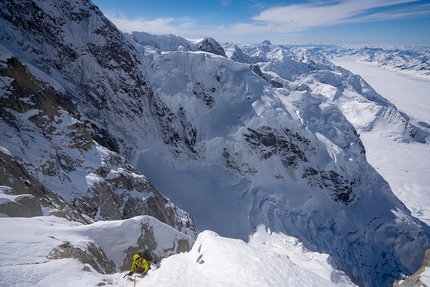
[
  {"x1": 197, "y1": 37, "x2": 227, "y2": 57},
  {"x1": 394, "y1": 249, "x2": 430, "y2": 287}
]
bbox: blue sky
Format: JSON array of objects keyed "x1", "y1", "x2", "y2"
[{"x1": 91, "y1": 0, "x2": 430, "y2": 44}]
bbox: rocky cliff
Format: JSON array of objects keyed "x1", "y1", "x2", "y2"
[{"x1": 0, "y1": 0, "x2": 196, "y2": 271}]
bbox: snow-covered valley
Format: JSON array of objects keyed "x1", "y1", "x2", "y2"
[
  {"x1": 331, "y1": 57, "x2": 430, "y2": 226},
  {"x1": 1, "y1": 1, "x2": 430, "y2": 287}
]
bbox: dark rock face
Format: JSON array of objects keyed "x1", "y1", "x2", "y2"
[
  {"x1": 197, "y1": 37, "x2": 227, "y2": 58},
  {"x1": 222, "y1": 148, "x2": 257, "y2": 176},
  {"x1": 48, "y1": 240, "x2": 117, "y2": 274},
  {"x1": 244, "y1": 126, "x2": 310, "y2": 167},
  {"x1": 244, "y1": 126, "x2": 356, "y2": 205},
  {"x1": 0, "y1": 0, "x2": 197, "y2": 237},
  {"x1": 122, "y1": 222, "x2": 192, "y2": 271},
  {"x1": 0, "y1": 150, "x2": 88, "y2": 222},
  {"x1": 193, "y1": 82, "x2": 216, "y2": 108},
  {"x1": 249, "y1": 64, "x2": 265, "y2": 79},
  {"x1": 151, "y1": 97, "x2": 198, "y2": 157}
]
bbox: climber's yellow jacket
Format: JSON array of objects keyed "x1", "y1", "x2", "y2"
[{"x1": 130, "y1": 253, "x2": 149, "y2": 274}]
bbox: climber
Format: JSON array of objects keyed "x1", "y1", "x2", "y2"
[{"x1": 125, "y1": 253, "x2": 149, "y2": 277}]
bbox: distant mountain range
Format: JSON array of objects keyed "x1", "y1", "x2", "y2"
[{"x1": 323, "y1": 45, "x2": 430, "y2": 77}]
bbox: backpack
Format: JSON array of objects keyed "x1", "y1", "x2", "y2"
[{"x1": 141, "y1": 249, "x2": 153, "y2": 262}]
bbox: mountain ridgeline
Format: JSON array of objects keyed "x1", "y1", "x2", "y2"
[{"x1": 0, "y1": 1, "x2": 429, "y2": 286}]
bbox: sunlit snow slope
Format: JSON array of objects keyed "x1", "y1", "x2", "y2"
[
  {"x1": 133, "y1": 38, "x2": 430, "y2": 286},
  {"x1": 0, "y1": 217, "x2": 356, "y2": 287}
]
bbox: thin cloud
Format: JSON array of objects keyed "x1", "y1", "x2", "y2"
[
  {"x1": 105, "y1": 12, "x2": 197, "y2": 35},
  {"x1": 252, "y1": 0, "x2": 427, "y2": 28},
  {"x1": 220, "y1": 0, "x2": 232, "y2": 7},
  {"x1": 356, "y1": 3, "x2": 430, "y2": 22}
]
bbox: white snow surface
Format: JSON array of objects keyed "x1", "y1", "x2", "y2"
[
  {"x1": 331, "y1": 57, "x2": 430, "y2": 225},
  {"x1": 331, "y1": 57, "x2": 430, "y2": 127},
  {"x1": 422, "y1": 267, "x2": 430, "y2": 286},
  {"x1": 2, "y1": 40, "x2": 428, "y2": 286},
  {"x1": 0, "y1": 215, "x2": 195, "y2": 287},
  {"x1": 0, "y1": 1, "x2": 430, "y2": 286},
  {"x1": 0, "y1": 216, "x2": 355, "y2": 287},
  {"x1": 143, "y1": 226, "x2": 355, "y2": 287},
  {"x1": 134, "y1": 41, "x2": 430, "y2": 286}
]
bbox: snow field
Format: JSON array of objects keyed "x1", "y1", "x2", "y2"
[
  {"x1": 142, "y1": 226, "x2": 355, "y2": 287},
  {"x1": 332, "y1": 57, "x2": 430, "y2": 225}
]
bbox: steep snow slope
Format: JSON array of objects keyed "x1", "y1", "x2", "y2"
[
  {"x1": 0, "y1": 216, "x2": 355, "y2": 287},
  {"x1": 0, "y1": 215, "x2": 194, "y2": 286},
  {"x1": 143, "y1": 227, "x2": 356, "y2": 287},
  {"x1": 134, "y1": 39, "x2": 430, "y2": 286}
]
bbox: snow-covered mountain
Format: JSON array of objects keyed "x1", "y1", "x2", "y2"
[
  {"x1": 129, "y1": 31, "x2": 227, "y2": 57},
  {"x1": 0, "y1": 0, "x2": 196, "y2": 267},
  {"x1": 1, "y1": 1, "x2": 430, "y2": 287},
  {"x1": 323, "y1": 45, "x2": 430, "y2": 77}
]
